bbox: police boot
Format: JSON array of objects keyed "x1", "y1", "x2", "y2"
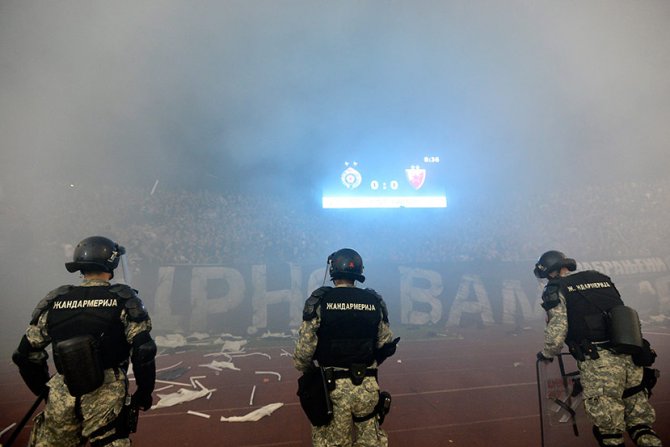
[{"x1": 628, "y1": 424, "x2": 662, "y2": 447}]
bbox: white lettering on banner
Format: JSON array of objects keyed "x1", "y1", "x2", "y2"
[
  {"x1": 398, "y1": 267, "x2": 443, "y2": 325},
  {"x1": 52, "y1": 298, "x2": 117, "y2": 309},
  {"x1": 148, "y1": 262, "x2": 670, "y2": 334},
  {"x1": 445, "y1": 275, "x2": 494, "y2": 327},
  {"x1": 191, "y1": 267, "x2": 246, "y2": 332},
  {"x1": 501, "y1": 279, "x2": 543, "y2": 324},
  {"x1": 578, "y1": 258, "x2": 668, "y2": 276},
  {"x1": 654, "y1": 276, "x2": 670, "y2": 315},
  {"x1": 152, "y1": 266, "x2": 180, "y2": 331},
  {"x1": 326, "y1": 302, "x2": 377, "y2": 311},
  {"x1": 247, "y1": 264, "x2": 302, "y2": 335}
]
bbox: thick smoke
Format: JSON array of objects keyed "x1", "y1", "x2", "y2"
[{"x1": 1, "y1": 1, "x2": 669, "y2": 344}]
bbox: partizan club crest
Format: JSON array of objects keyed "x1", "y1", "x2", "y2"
[
  {"x1": 405, "y1": 165, "x2": 426, "y2": 190},
  {"x1": 341, "y1": 162, "x2": 362, "y2": 189}
]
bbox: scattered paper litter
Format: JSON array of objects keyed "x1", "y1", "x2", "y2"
[
  {"x1": 187, "y1": 332, "x2": 211, "y2": 341},
  {"x1": 155, "y1": 334, "x2": 188, "y2": 348},
  {"x1": 249, "y1": 385, "x2": 257, "y2": 406},
  {"x1": 260, "y1": 331, "x2": 292, "y2": 338},
  {"x1": 219, "y1": 340, "x2": 248, "y2": 352},
  {"x1": 154, "y1": 384, "x2": 174, "y2": 392},
  {"x1": 0, "y1": 422, "x2": 17, "y2": 438},
  {"x1": 152, "y1": 382, "x2": 217, "y2": 409},
  {"x1": 199, "y1": 360, "x2": 240, "y2": 372},
  {"x1": 156, "y1": 361, "x2": 184, "y2": 373},
  {"x1": 187, "y1": 410, "x2": 211, "y2": 419},
  {"x1": 203, "y1": 352, "x2": 233, "y2": 359},
  {"x1": 189, "y1": 375, "x2": 207, "y2": 387},
  {"x1": 154, "y1": 379, "x2": 192, "y2": 387},
  {"x1": 220, "y1": 403, "x2": 284, "y2": 422},
  {"x1": 230, "y1": 352, "x2": 271, "y2": 360},
  {"x1": 219, "y1": 332, "x2": 244, "y2": 339}
]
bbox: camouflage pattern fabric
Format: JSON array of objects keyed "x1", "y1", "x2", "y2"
[
  {"x1": 541, "y1": 290, "x2": 662, "y2": 446},
  {"x1": 540, "y1": 296, "x2": 568, "y2": 358},
  {"x1": 25, "y1": 279, "x2": 153, "y2": 351},
  {"x1": 29, "y1": 369, "x2": 129, "y2": 447},
  {"x1": 579, "y1": 349, "x2": 661, "y2": 446},
  {"x1": 293, "y1": 314, "x2": 394, "y2": 373},
  {"x1": 294, "y1": 318, "x2": 321, "y2": 373},
  {"x1": 22, "y1": 278, "x2": 152, "y2": 446},
  {"x1": 311, "y1": 376, "x2": 388, "y2": 447},
  {"x1": 294, "y1": 288, "x2": 395, "y2": 445}
]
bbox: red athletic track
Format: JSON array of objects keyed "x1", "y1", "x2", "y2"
[{"x1": 1, "y1": 325, "x2": 668, "y2": 446}]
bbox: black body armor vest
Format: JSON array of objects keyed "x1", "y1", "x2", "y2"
[
  {"x1": 314, "y1": 287, "x2": 382, "y2": 368},
  {"x1": 561, "y1": 270, "x2": 624, "y2": 344},
  {"x1": 47, "y1": 286, "x2": 131, "y2": 370}
]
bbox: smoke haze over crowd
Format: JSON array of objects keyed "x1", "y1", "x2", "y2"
[
  {"x1": 1, "y1": 1, "x2": 670, "y2": 343},
  {"x1": 2, "y1": 1, "x2": 669, "y2": 191}
]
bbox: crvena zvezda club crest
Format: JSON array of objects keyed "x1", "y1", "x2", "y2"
[{"x1": 405, "y1": 165, "x2": 426, "y2": 190}]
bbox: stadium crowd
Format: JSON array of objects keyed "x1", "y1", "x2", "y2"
[{"x1": 2, "y1": 178, "x2": 670, "y2": 268}]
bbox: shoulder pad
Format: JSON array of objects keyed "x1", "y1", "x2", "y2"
[
  {"x1": 47, "y1": 285, "x2": 74, "y2": 300},
  {"x1": 125, "y1": 297, "x2": 150, "y2": 322},
  {"x1": 303, "y1": 287, "x2": 331, "y2": 321},
  {"x1": 364, "y1": 288, "x2": 382, "y2": 299},
  {"x1": 365, "y1": 288, "x2": 388, "y2": 322},
  {"x1": 541, "y1": 283, "x2": 561, "y2": 311},
  {"x1": 311, "y1": 286, "x2": 332, "y2": 298},
  {"x1": 109, "y1": 284, "x2": 139, "y2": 300},
  {"x1": 31, "y1": 285, "x2": 73, "y2": 324}
]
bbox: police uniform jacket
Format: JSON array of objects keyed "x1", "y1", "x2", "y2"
[
  {"x1": 293, "y1": 285, "x2": 394, "y2": 372},
  {"x1": 541, "y1": 270, "x2": 623, "y2": 358},
  {"x1": 20, "y1": 279, "x2": 152, "y2": 386}
]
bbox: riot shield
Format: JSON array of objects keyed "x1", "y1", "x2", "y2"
[{"x1": 536, "y1": 353, "x2": 592, "y2": 447}]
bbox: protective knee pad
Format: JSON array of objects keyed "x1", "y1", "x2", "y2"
[
  {"x1": 628, "y1": 424, "x2": 662, "y2": 446},
  {"x1": 89, "y1": 418, "x2": 128, "y2": 447},
  {"x1": 592, "y1": 425, "x2": 624, "y2": 447}
]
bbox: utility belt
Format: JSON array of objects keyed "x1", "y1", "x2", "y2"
[
  {"x1": 326, "y1": 366, "x2": 378, "y2": 386},
  {"x1": 568, "y1": 339, "x2": 610, "y2": 362},
  {"x1": 322, "y1": 366, "x2": 390, "y2": 426},
  {"x1": 53, "y1": 335, "x2": 128, "y2": 397}
]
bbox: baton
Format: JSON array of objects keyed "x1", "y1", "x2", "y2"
[
  {"x1": 3, "y1": 392, "x2": 46, "y2": 447},
  {"x1": 535, "y1": 357, "x2": 546, "y2": 447},
  {"x1": 319, "y1": 366, "x2": 334, "y2": 418}
]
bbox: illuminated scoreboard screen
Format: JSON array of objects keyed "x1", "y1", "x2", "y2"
[{"x1": 321, "y1": 154, "x2": 447, "y2": 209}]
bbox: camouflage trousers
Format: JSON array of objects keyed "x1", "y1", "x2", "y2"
[
  {"x1": 29, "y1": 369, "x2": 130, "y2": 447},
  {"x1": 578, "y1": 349, "x2": 661, "y2": 446},
  {"x1": 311, "y1": 376, "x2": 388, "y2": 447}
]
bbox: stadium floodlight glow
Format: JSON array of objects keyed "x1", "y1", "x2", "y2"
[{"x1": 322, "y1": 196, "x2": 447, "y2": 209}]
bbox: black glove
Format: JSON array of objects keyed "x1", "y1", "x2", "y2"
[
  {"x1": 131, "y1": 390, "x2": 153, "y2": 411},
  {"x1": 375, "y1": 337, "x2": 401, "y2": 365},
  {"x1": 536, "y1": 351, "x2": 553, "y2": 363}
]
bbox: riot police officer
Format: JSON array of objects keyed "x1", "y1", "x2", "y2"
[
  {"x1": 13, "y1": 236, "x2": 156, "y2": 446},
  {"x1": 535, "y1": 250, "x2": 662, "y2": 447},
  {"x1": 294, "y1": 248, "x2": 399, "y2": 446}
]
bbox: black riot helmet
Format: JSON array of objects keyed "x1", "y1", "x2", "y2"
[
  {"x1": 65, "y1": 236, "x2": 125, "y2": 278},
  {"x1": 533, "y1": 250, "x2": 577, "y2": 279},
  {"x1": 328, "y1": 248, "x2": 365, "y2": 283}
]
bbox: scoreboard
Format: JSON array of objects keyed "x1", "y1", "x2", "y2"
[{"x1": 321, "y1": 154, "x2": 447, "y2": 209}]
